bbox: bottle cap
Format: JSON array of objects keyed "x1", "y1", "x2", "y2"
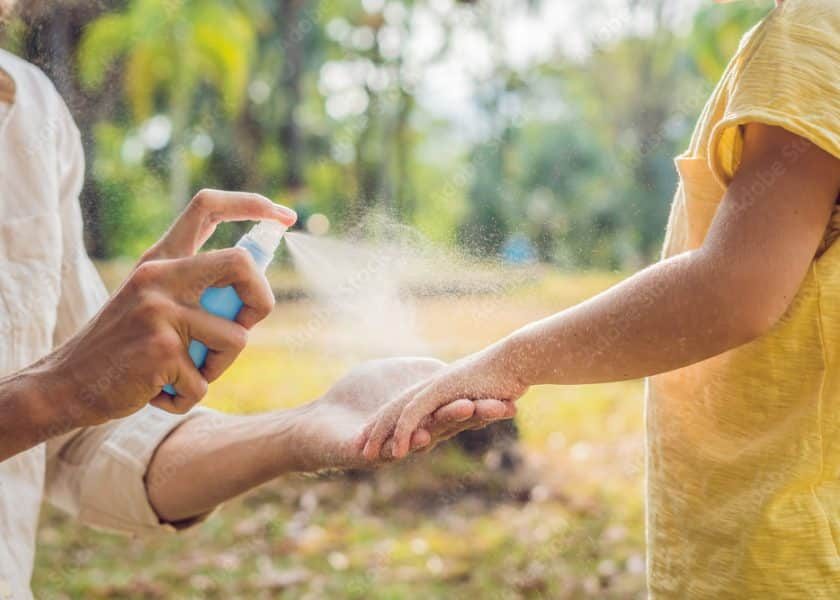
[{"x1": 247, "y1": 220, "x2": 288, "y2": 257}]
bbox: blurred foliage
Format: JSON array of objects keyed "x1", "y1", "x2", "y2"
[{"x1": 2, "y1": 0, "x2": 770, "y2": 263}]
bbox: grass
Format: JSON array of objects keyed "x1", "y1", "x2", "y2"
[{"x1": 32, "y1": 269, "x2": 647, "y2": 599}]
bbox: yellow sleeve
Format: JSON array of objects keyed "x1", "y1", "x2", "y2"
[{"x1": 708, "y1": 1, "x2": 840, "y2": 187}]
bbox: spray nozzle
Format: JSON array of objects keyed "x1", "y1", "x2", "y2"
[{"x1": 246, "y1": 220, "x2": 288, "y2": 257}]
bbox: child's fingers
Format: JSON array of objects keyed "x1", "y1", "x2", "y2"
[
  {"x1": 363, "y1": 379, "x2": 433, "y2": 460},
  {"x1": 392, "y1": 394, "x2": 449, "y2": 459},
  {"x1": 379, "y1": 429, "x2": 428, "y2": 460},
  {"x1": 380, "y1": 437, "x2": 396, "y2": 460},
  {"x1": 354, "y1": 420, "x2": 375, "y2": 452},
  {"x1": 411, "y1": 428, "x2": 431, "y2": 451},
  {"x1": 362, "y1": 403, "x2": 402, "y2": 460},
  {"x1": 356, "y1": 400, "x2": 434, "y2": 453}
]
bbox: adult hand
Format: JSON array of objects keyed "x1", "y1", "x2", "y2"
[
  {"x1": 42, "y1": 189, "x2": 296, "y2": 426},
  {"x1": 290, "y1": 357, "x2": 517, "y2": 472},
  {"x1": 358, "y1": 347, "x2": 528, "y2": 460}
]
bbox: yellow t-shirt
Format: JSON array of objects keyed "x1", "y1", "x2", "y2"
[{"x1": 647, "y1": 0, "x2": 840, "y2": 597}]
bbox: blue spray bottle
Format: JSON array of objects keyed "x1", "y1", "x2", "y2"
[{"x1": 163, "y1": 220, "x2": 287, "y2": 396}]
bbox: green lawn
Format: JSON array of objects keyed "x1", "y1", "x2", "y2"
[{"x1": 33, "y1": 270, "x2": 647, "y2": 599}]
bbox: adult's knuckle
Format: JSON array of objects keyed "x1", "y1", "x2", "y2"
[
  {"x1": 131, "y1": 261, "x2": 162, "y2": 287},
  {"x1": 137, "y1": 244, "x2": 162, "y2": 264},
  {"x1": 153, "y1": 330, "x2": 182, "y2": 356},
  {"x1": 181, "y1": 381, "x2": 207, "y2": 406},
  {"x1": 134, "y1": 290, "x2": 170, "y2": 324},
  {"x1": 256, "y1": 291, "x2": 275, "y2": 318},
  {"x1": 263, "y1": 284, "x2": 276, "y2": 307},
  {"x1": 230, "y1": 325, "x2": 249, "y2": 352},
  {"x1": 225, "y1": 247, "x2": 252, "y2": 276},
  {"x1": 190, "y1": 189, "x2": 214, "y2": 211},
  {"x1": 192, "y1": 190, "x2": 228, "y2": 226}
]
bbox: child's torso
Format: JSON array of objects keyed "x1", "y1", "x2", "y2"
[{"x1": 647, "y1": 1, "x2": 840, "y2": 597}]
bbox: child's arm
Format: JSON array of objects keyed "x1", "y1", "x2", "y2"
[{"x1": 360, "y1": 124, "x2": 840, "y2": 460}]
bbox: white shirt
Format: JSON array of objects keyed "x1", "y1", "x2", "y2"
[{"x1": 0, "y1": 49, "x2": 206, "y2": 600}]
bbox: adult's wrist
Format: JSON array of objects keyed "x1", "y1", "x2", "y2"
[
  {"x1": 13, "y1": 364, "x2": 85, "y2": 439},
  {"x1": 281, "y1": 402, "x2": 344, "y2": 473}
]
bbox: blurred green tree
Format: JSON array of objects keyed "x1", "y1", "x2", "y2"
[
  {"x1": 0, "y1": 0, "x2": 776, "y2": 264},
  {"x1": 690, "y1": 2, "x2": 771, "y2": 81},
  {"x1": 77, "y1": 0, "x2": 257, "y2": 209}
]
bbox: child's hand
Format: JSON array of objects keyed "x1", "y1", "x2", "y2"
[{"x1": 357, "y1": 349, "x2": 528, "y2": 460}]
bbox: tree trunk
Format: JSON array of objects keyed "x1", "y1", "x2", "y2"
[
  {"x1": 22, "y1": 3, "x2": 112, "y2": 258},
  {"x1": 278, "y1": 0, "x2": 305, "y2": 192},
  {"x1": 169, "y1": 81, "x2": 192, "y2": 210},
  {"x1": 392, "y1": 88, "x2": 415, "y2": 220}
]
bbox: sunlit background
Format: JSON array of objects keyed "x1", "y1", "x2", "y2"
[{"x1": 2, "y1": 0, "x2": 772, "y2": 598}]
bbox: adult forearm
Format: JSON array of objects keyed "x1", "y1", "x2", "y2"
[
  {"x1": 145, "y1": 406, "x2": 315, "y2": 524},
  {"x1": 0, "y1": 366, "x2": 80, "y2": 462},
  {"x1": 498, "y1": 250, "x2": 761, "y2": 386}
]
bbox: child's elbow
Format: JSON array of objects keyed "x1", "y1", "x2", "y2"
[
  {"x1": 726, "y1": 288, "x2": 791, "y2": 347},
  {"x1": 736, "y1": 309, "x2": 783, "y2": 345},
  {"x1": 704, "y1": 248, "x2": 799, "y2": 348}
]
